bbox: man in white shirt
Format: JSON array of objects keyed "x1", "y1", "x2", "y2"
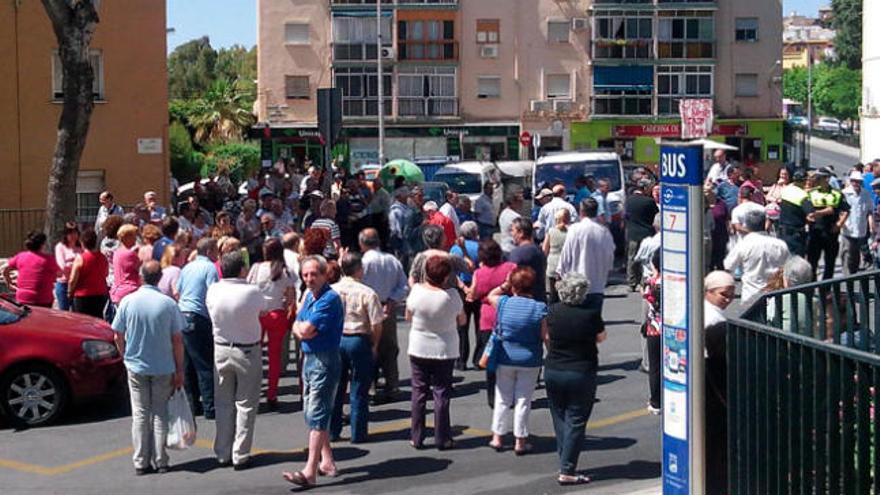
[
  {"x1": 556, "y1": 197, "x2": 615, "y2": 311},
  {"x1": 95, "y1": 191, "x2": 125, "y2": 235},
  {"x1": 535, "y1": 184, "x2": 578, "y2": 241},
  {"x1": 473, "y1": 182, "x2": 496, "y2": 240},
  {"x1": 206, "y1": 251, "x2": 268, "y2": 470},
  {"x1": 439, "y1": 191, "x2": 461, "y2": 235},
  {"x1": 724, "y1": 209, "x2": 790, "y2": 301},
  {"x1": 705, "y1": 150, "x2": 731, "y2": 186},
  {"x1": 498, "y1": 191, "x2": 524, "y2": 255},
  {"x1": 729, "y1": 185, "x2": 765, "y2": 240},
  {"x1": 841, "y1": 170, "x2": 874, "y2": 274}
]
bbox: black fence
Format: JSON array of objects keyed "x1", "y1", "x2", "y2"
[{"x1": 727, "y1": 271, "x2": 880, "y2": 494}]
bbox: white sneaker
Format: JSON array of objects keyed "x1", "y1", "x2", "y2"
[{"x1": 646, "y1": 403, "x2": 661, "y2": 415}]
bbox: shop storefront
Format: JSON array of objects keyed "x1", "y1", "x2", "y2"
[
  {"x1": 570, "y1": 118, "x2": 784, "y2": 166},
  {"x1": 250, "y1": 125, "x2": 326, "y2": 169}
]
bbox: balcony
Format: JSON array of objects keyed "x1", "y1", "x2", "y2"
[
  {"x1": 658, "y1": 40, "x2": 714, "y2": 59},
  {"x1": 332, "y1": 43, "x2": 393, "y2": 62},
  {"x1": 342, "y1": 99, "x2": 393, "y2": 119},
  {"x1": 397, "y1": 40, "x2": 459, "y2": 62},
  {"x1": 398, "y1": 97, "x2": 459, "y2": 117},
  {"x1": 593, "y1": 39, "x2": 655, "y2": 60}
]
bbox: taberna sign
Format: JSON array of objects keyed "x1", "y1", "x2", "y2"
[{"x1": 659, "y1": 143, "x2": 705, "y2": 495}]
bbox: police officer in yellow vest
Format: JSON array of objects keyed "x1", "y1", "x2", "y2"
[
  {"x1": 807, "y1": 169, "x2": 850, "y2": 280},
  {"x1": 777, "y1": 170, "x2": 814, "y2": 257}
]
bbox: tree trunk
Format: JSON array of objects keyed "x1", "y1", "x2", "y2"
[{"x1": 41, "y1": 0, "x2": 100, "y2": 244}]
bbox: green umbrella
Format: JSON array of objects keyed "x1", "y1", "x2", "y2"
[{"x1": 379, "y1": 159, "x2": 424, "y2": 190}]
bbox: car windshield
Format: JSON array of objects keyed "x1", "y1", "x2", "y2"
[
  {"x1": 435, "y1": 173, "x2": 482, "y2": 195},
  {"x1": 536, "y1": 160, "x2": 622, "y2": 193}
]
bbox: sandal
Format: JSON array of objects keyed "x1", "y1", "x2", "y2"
[
  {"x1": 514, "y1": 443, "x2": 533, "y2": 456},
  {"x1": 488, "y1": 441, "x2": 504, "y2": 452},
  {"x1": 283, "y1": 470, "x2": 316, "y2": 488},
  {"x1": 318, "y1": 466, "x2": 339, "y2": 478},
  {"x1": 557, "y1": 474, "x2": 591, "y2": 486}
]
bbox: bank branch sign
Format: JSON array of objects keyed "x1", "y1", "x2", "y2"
[{"x1": 659, "y1": 143, "x2": 705, "y2": 495}]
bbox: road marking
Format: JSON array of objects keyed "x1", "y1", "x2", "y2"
[{"x1": 0, "y1": 409, "x2": 651, "y2": 476}]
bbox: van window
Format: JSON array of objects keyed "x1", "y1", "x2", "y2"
[
  {"x1": 436, "y1": 172, "x2": 483, "y2": 194},
  {"x1": 536, "y1": 160, "x2": 622, "y2": 192}
]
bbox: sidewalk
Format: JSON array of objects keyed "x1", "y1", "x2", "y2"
[{"x1": 577, "y1": 479, "x2": 661, "y2": 494}]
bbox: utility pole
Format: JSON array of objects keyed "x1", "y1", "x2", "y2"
[
  {"x1": 376, "y1": 1, "x2": 385, "y2": 165},
  {"x1": 806, "y1": 49, "x2": 813, "y2": 169}
]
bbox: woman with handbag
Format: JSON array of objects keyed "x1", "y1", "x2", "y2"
[
  {"x1": 405, "y1": 256, "x2": 466, "y2": 450},
  {"x1": 481, "y1": 266, "x2": 548, "y2": 455},
  {"x1": 545, "y1": 272, "x2": 606, "y2": 486}
]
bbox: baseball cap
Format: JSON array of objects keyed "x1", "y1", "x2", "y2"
[
  {"x1": 423, "y1": 201, "x2": 439, "y2": 212},
  {"x1": 849, "y1": 171, "x2": 864, "y2": 182},
  {"x1": 792, "y1": 170, "x2": 807, "y2": 182},
  {"x1": 821, "y1": 166, "x2": 837, "y2": 177},
  {"x1": 535, "y1": 188, "x2": 553, "y2": 200},
  {"x1": 814, "y1": 169, "x2": 831, "y2": 178}
]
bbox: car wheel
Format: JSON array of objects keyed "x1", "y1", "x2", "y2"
[{"x1": 0, "y1": 364, "x2": 69, "y2": 428}]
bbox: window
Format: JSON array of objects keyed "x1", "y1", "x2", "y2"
[
  {"x1": 735, "y1": 18, "x2": 758, "y2": 42},
  {"x1": 397, "y1": 66, "x2": 458, "y2": 117},
  {"x1": 76, "y1": 170, "x2": 104, "y2": 223},
  {"x1": 335, "y1": 67, "x2": 392, "y2": 117},
  {"x1": 593, "y1": 13, "x2": 654, "y2": 59},
  {"x1": 592, "y1": 65, "x2": 653, "y2": 116},
  {"x1": 284, "y1": 22, "x2": 309, "y2": 44},
  {"x1": 52, "y1": 50, "x2": 104, "y2": 100},
  {"x1": 398, "y1": 20, "x2": 457, "y2": 60},
  {"x1": 332, "y1": 15, "x2": 392, "y2": 61},
  {"x1": 285, "y1": 75, "x2": 310, "y2": 99},
  {"x1": 476, "y1": 19, "x2": 500, "y2": 43},
  {"x1": 546, "y1": 74, "x2": 571, "y2": 99},
  {"x1": 658, "y1": 12, "x2": 714, "y2": 59},
  {"x1": 477, "y1": 76, "x2": 500, "y2": 98},
  {"x1": 735, "y1": 73, "x2": 758, "y2": 97},
  {"x1": 657, "y1": 65, "x2": 713, "y2": 114},
  {"x1": 547, "y1": 20, "x2": 570, "y2": 43}
]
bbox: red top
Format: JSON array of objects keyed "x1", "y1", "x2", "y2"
[
  {"x1": 7, "y1": 251, "x2": 59, "y2": 306},
  {"x1": 427, "y1": 212, "x2": 456, "y2": 251},
  {"x1": 110, "y1": 245, "x2": 141, "y2": 304},
  {"x1": 74, "y1": 250, "x2": 109, "y2": 298},
  {"x1": 471, "y1": 261, "x2": 517, "y2": 331}
]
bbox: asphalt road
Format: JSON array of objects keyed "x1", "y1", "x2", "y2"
[
  {"x1": 0, "y1": 275, "x2": 661, "y2": 495},
  {"x1": 808, "y1": 136, "x2": 860, "y2": 173}
]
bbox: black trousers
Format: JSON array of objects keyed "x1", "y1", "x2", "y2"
[
  {"x1": 779, "y1": 226, "x2": 807, "y2": 257},
  {"x1": 647, "y1": 334, "x2": 662, "y2": 409},
  {"x1": 73, "y1": 295, "x2": 108, "y2": 319},
  {"x1": 457, "y1": 299, "x2": 481, "y2": 368},
  {"x1": 807, "y1": 231, "x2": 839, "y2": 280}
]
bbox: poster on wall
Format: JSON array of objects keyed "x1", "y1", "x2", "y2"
[{"x1": 679, "y1": 99, "x2": 714, "y2": 139}]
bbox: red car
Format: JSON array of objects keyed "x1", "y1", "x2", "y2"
[{"x1": 0, "y1": 295, "x2": 124, "y2": 428}]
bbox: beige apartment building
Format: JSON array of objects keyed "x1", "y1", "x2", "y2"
[
  {"x1": 255, "y1": 0, "x2": 782, "y2": 170},
  {"x1": 0, "y1": 1, "x2": 169, "y2": 221}
]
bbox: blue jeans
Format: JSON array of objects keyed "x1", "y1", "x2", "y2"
[
  {"x1": 54, "y1": 282, "x2": 71, "y2": 311},
  {"x1": 331, "y1": 335, "x2": 374, "y2": 442},
  {"x1": 582, "y1": 293, "x2": 604, "y2": 313},
  {"x1": 303, "y1": 350, "x2": 341, "y2": 431},
  {"x1": 182, "y1": 312, "x2": 215, "y2": 417},
  {"x1": 545, "y1": 365, "x2": 598, "y2": 476}
]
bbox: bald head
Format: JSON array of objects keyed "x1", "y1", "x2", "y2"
[
  {"x1": 358, "y1": 228, "x2": 381, "y2": 250},
  {"x1": 140, "y1": 260, "x2": 162, "y2": 286}
]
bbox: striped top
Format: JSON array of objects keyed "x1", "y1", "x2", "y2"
[
  {"x1": 310, "y1": 218, "x2": 341, "y2": 257},
  {"x1": 495, "y1": 295, "x2": 547, "y2": 368}
]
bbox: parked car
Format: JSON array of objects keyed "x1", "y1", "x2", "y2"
[
  {"x1": 0, "y1": 295, "x2": 124, "y2": 428},
  {"x1": 815, "y1": 117, "x2": 842, "y2": 134},
  {"x1": 787, "y1": 116, "x2": 809, "y2": 128}
]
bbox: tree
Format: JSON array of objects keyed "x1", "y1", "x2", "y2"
[
  {"x1": 167, "y1": 36, "x2": 217, "y2": 99},
  {"x1": 41, "y1": 0, "x2": 100, "y2": 243},
  {"x1": 169, "y1": 121, "x2": 198, "y2": 182},
  {"x1": 831, "y1": 0, "x2": 862, "y2": 70},
  {"x1": 783, "y1": 67, "x2": 810, "y2": 104},
  {"x1": 813, "y1": 65, "x2": 862, "y2": 122},
  {"x1": 186, "y1": 78, "x2": 256, "y2": 145}
]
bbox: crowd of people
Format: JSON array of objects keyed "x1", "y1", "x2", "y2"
[{"x1": 2, "y1": 150, "x2": 874, "y2": 490}]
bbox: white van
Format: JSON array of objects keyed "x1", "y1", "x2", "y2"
[
  {"x1": 533, "y1": 152, "x2": 626, "y2": 218},
  {"x1": 432, "y1": 161, "x2": 501, "y2": 202}
]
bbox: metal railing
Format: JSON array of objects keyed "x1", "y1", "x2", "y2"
[{"x1": 727, "y1": 271, "x2": 880, "y2": 494}]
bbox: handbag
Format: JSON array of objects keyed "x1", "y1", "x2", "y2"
[{"x1": 479, "y1": 296, "x2": 507, "y2": 373}]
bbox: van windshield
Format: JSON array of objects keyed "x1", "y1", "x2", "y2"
[
  {"x1": 535, "y1": 160, "x2": 622, "y2": 192},
  {"x1": 435, "y1": 173, "x2": 482, "y2": 194}
]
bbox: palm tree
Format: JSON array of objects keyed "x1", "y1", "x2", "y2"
[{"x1": 187, "y1": 78, "x2": 255, "y2": 145}]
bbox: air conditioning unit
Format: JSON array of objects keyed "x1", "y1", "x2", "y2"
[
  {"x1": 480, "y1": 44, "x2": 499, "y2": 59},
  {"x1": 380, "y1": 47, "x2": 395, "y2": 60},
  {"x1": 530, "y1": 100, "x2": 552, "y2": 112},
  {"x1": 553, "y1": 99, "x2": 574, "y2": 112},
  {"x1": 572, "y1": 18, "x2": 588, "y2": 31}
]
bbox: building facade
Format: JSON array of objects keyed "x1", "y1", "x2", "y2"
[
  {"x1": 0, "y1": 0, "x2": 169, "y2": 220},
  {"x1": 256, "y1": 0, "x2": 783, "y2": 169},
  {"x1": 861, "y1": 0, "x2": 880, "y2": 163}
]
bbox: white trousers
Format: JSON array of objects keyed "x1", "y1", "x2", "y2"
[
  {"x1": 491, "y1": 365, "x2": 541, "y2": 438},
  {"x1": 128, "y1": 372, "x2": 172, "y2": 469},
  {"x1": 213, "y1": 343, "x2": 262, "y2": 465}
]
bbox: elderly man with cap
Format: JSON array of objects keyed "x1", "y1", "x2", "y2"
[
  {"x1": 724, "y1": 209, "x2": 789, "y2": 301},
  {"x1": 777, "y1": 169, "x2": 815, "y2": 256},
  {"x1": 703, "y1": 269, "x2": 735, "y2": 495},
  {"x1": 807, "y1": 168, "x2": 850, "y2": 280},
  {"x1": 535, "y1": 184, "x2": 577, "y2": 241},
  {"x1": 840, "y1": 170, "x2": 874, "y2": 274},
  {"x1": 423, "y1": 201, "x2": 456, "y2": 251}
]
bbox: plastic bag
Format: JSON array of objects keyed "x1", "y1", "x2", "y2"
[{"x1": 166, "y1": 388, "x2": 196, "y2": 450}]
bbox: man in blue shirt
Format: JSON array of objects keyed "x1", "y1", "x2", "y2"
[
  {"x1": 113, "y1": 261, "x2": 186, "y2": 475},
  {"x1": 176, "y1": 237, "x2": 220, "y2": 419},
  {"x1": 151, "y1": 216, "x2": 179, "y2": 262},
  {"x1": 284, "y1": 255, "x2": 344, "y2": 489}
]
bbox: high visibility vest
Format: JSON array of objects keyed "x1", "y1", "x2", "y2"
[
  {"x1": 808, "y1": 188, "x2": 843, "y2": 209},
  {"x1": 780, "y1": 184, "x2": 808, "y2": 206}
]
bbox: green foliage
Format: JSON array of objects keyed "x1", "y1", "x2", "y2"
[
  {"x1": 813, "y1": 66, "x2": 862, "y2": 122},
  {"x1": 831, "y1": 0, "x2": 862, "y2": 70},
  {"x1": 783, "y1": 67, "x2": 810, "y2": 104},
  {"x1": 199, "y1": 142, "x2": 260, "y2": 184},
  {"x1": 167, "y1": 37, "x2": 218, "y2": 99},
  {"x1": 169, "y1": 121, "x2": 199, "y2": 182},
  {"x1": 186, "y1": 78, "x2": 256, "y2": 145}
]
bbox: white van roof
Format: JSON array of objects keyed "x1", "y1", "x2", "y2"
[
  {"x1": 435, "y1": 161, "x2": 496, "y2": 175},
  {"x1": 495, "y1": 161, "x2": 534, "y2": 177},
  {"x1": 536, "y1": 152, "x2": 619, "y2": 165}
]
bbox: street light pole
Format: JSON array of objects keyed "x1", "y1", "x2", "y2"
[
  {"x1": 806, "y1": 49, "x2": 813, "y2": 169},
  {"x1": 376, "y1": 0, "x2": 385, "y2": 165}
]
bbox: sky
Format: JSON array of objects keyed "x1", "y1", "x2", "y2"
[{"x1": 165, "y1": 0, "x2": 827, "y2": 53}]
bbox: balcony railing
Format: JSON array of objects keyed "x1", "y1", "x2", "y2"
[
  {"x1": 398, "y1": 97, "x2": 458, "y2": 117},
  {"x1": 332, "y1": 43, "x2": 393, "y2": 62},
  {"x1": 657, "y1": 41, "x2": 714, "y2": 59},
  {"x1": 397, "y1": 40, "x2": 458, "y2": 61},
  {"x1": 727, "y1": 270, "x2": 880, "y2": 494},
  {"x1": 342, "y1": 99, "x2": 393, "y2": 118},
  {"x1": 593, "y1": 39, "x2": 655, "y2": 59}
]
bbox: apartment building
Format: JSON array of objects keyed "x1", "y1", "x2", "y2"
[
  {"x1": 255, "y1": 0, "x2": 783, "y2": 169},
  {"x1": 0, "y1": 1, "x2": 169, "y2": 217}
]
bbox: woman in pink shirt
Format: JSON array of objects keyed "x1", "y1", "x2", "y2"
[
  {"x1": 466, "y1": 239, "x2": 516, "y2": 407},
  {"x1": 109, "y1": 224, "x2": 141, "y2": 307},
  {"x1": 2, "y1": 231, "x2": 59, "y2": 307},
  {"x1": 54, "y1": 221, "x2": 82, "y2": 311}
]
